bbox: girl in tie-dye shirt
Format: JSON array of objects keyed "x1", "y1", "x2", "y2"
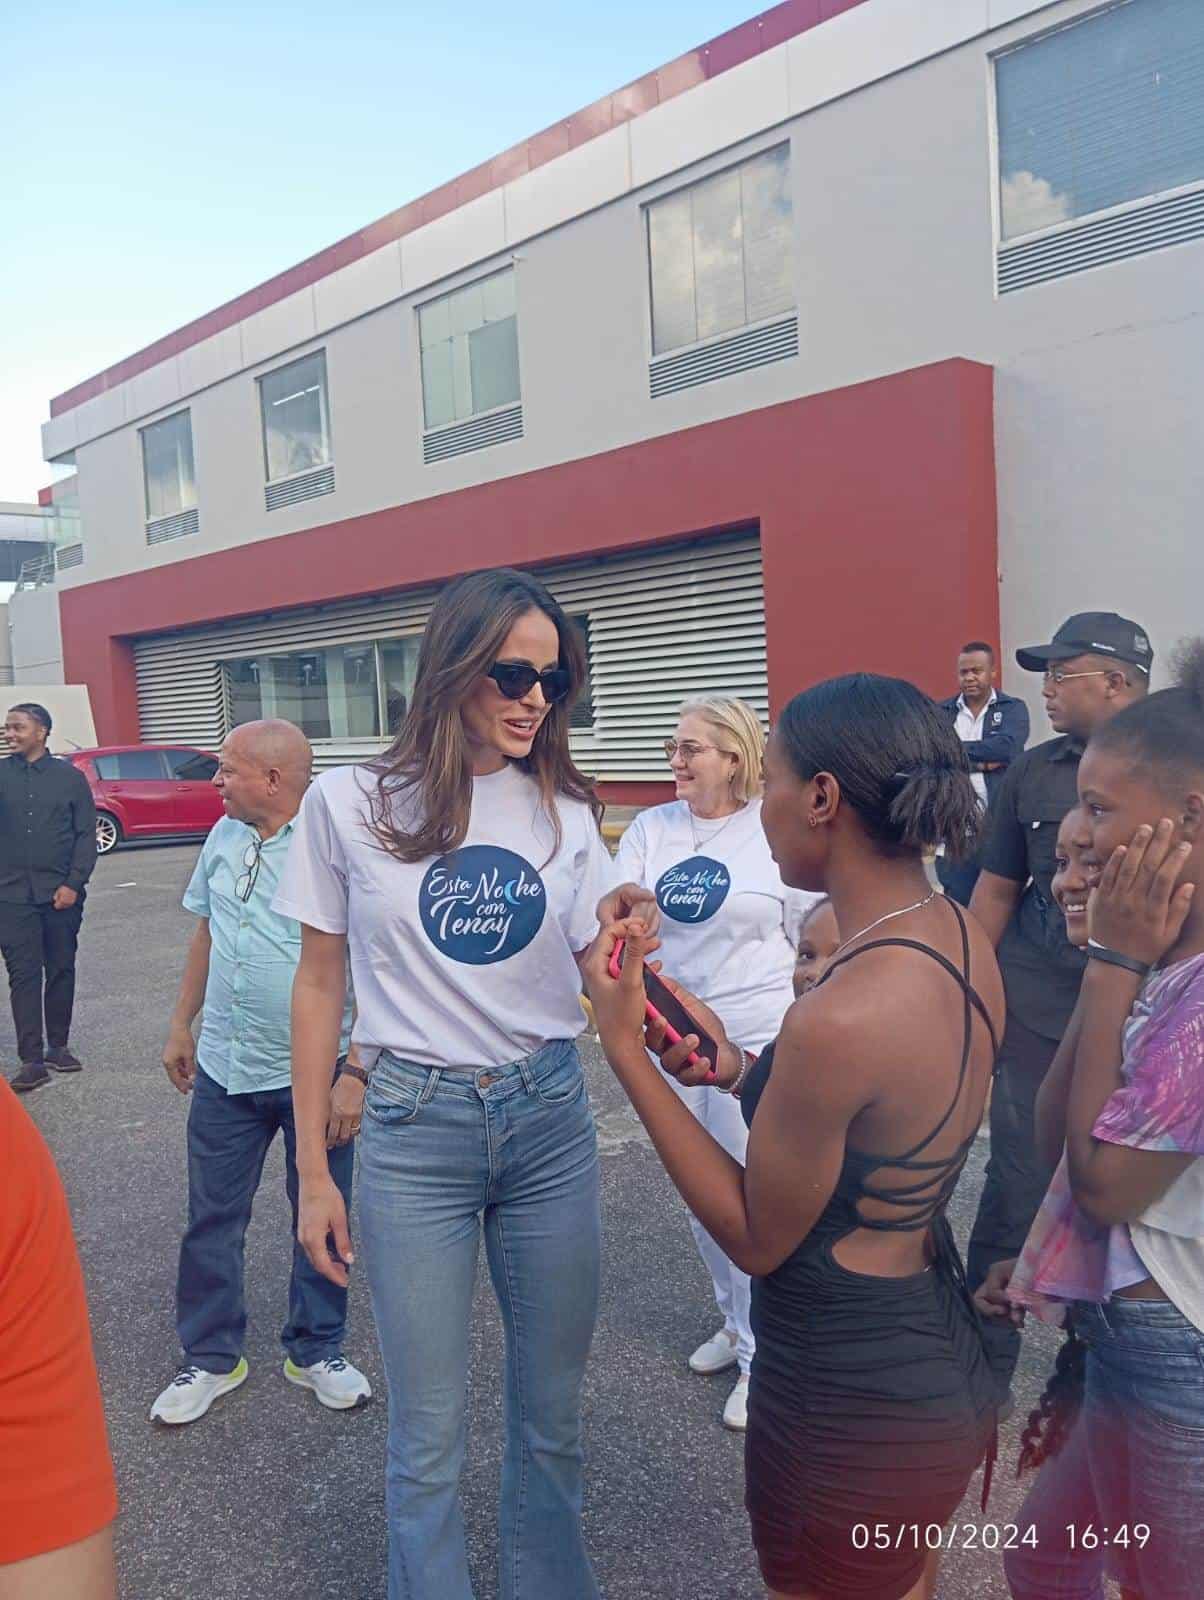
[{"x1": 978, "y1": 639, "x2": 1204, "y2": 1600}]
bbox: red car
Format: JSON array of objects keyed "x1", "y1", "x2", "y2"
[{"x1": 66, "y1": 744, "x2": 225, "y2": 855}]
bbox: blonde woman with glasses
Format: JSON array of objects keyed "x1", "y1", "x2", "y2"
[{"x1": 615, "y1": 697, "x2": 820, "y2": 1429}]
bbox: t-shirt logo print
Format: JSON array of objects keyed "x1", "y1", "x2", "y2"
[
  {"x1": 656, "y1": 856, "x2": 731, "y2": 924},
  {"x1": 420, "y1": 845, "x2": 546, "y2": 965}
]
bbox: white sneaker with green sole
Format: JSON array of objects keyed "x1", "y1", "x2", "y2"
[
  {"x1": 283, "y1": 1355, "x2": 372, "y2": 1410},
  {"x1": 150, "y1": 1358, "x2": 249, "y2": 1425}
]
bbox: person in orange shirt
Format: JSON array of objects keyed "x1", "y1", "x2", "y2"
[{"x1": 0, "y1": 1077, "x2": 117, "y2": 1599}]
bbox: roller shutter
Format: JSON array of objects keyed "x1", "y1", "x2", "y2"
[{"x1": 133, "y1": 529, "x2": 767, "y2": 782}]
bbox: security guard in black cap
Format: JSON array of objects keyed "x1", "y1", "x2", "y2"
[{"x1": 966, "y1": 612, "x2": 1153, "y2": 1404}]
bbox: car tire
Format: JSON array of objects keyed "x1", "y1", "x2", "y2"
[{"x1": 96, "y1": 813, "x2": 122, "y2": 855}]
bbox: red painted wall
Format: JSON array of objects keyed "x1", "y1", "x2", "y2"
[{"x1": 60, "y1": 359, "x2": 998, "y2": 756}]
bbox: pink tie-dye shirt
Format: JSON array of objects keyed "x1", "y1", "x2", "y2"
[{"x1": 1009, "y1": 952, "x2": 1204, "y2": 1326}]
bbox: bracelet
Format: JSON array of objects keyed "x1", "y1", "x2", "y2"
[
  {"x1": 1086, "y1": 941, "x2": 1151, "y2": 979},
  {"x1": 725, "y1": 1047, "x2": 754, "y2": 1096},
  {"x1": 337, "y1": 1061, "x2": 371, "y2": 1086}
]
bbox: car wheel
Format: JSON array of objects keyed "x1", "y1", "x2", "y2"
[{"x1": 96, "y1": 813, "x2": 122, "y2": 855}]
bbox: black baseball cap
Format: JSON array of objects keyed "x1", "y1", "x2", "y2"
[{"x1": 1016, "y1": 612, "x2": 1153, "y2": 675}]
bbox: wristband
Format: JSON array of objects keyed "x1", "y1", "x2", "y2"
[
  {"x1": 336, "y1": 1061, "x2": 371, "y2": 1087},
  {"x1": 1086, "y1": 941, "x2": 1151, "y2": 979}
]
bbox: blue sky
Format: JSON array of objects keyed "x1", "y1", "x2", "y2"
[{"x1": 0, "y1": 0, "x2": 755, "y2": 500}]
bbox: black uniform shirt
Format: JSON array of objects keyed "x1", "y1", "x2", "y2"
[
  {"x1": 0, "y1": 753, "x2": 97, "y2": 905},
  {"x1": 978, "y1": 734, "x2": 1086, "y2": 1040}
]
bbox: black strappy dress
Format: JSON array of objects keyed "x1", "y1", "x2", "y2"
[{"x1": 740, "y1": 899, "x2": 999, "y2": 1600}]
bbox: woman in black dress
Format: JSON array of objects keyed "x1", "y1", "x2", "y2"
[{"x1": 586, "y1": 674, "x2": 1005, "y2": 1600}]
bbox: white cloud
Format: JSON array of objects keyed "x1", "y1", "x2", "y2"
[{"x1": 1000, "y1": 169, "x2": 1073, "y2": 239}]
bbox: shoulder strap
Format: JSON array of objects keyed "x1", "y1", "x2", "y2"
[{"x1": 817, "y1": 920, "x2": 999, "y2": 1057}]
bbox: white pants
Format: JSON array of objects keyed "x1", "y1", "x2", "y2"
[{"x1": 667, "y1": 1073, "x2": 754, "y2": 1374}]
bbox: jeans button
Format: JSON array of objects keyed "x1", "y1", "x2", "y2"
[{"x1": 479, "y1": 1071, "x2": 499, "y2": 1089}]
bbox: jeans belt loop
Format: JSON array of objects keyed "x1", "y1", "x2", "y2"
[
  {"x1": 419, "y1": 1067, "x2": 442, "y2": 1105},
  {"x1": 515, "y1": 1050, "x2": 539, "y2": 1095}
]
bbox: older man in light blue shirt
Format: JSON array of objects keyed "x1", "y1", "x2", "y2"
[{"x1": 150, "y1": 720, "x2": 371, "y2": 1426}]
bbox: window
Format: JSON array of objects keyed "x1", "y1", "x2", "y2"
[
  {"x1": 647, "y1": 145, "x2": 794, "y2": 356},
  {"x1": 225, "y1": 637, "x2": 422, "y2": 741},
  {"x1": 141, "y1": 411, "x2": 196, "y2": 521},
  {"x1": 568, "y1": 614, "x2": 595, "y2": 730},
  {"x1": 996, "y1": 0, "x2": 1204, "y2": 241},
  {"x1": 418, "y1": 268, "x2": 520, "y2": 431},
  {"x1": 378, "y1": 637, "x2": 420, "y2": 736},
  {"x1": 165, "y1": 749, "x2": 218, "y2": 782},
  {"x1": 94, "y1": 751, "x2": 168, "y2": 781},
  {"x1": 258, "y1": 351, "x2": 331, "y2": 482}
]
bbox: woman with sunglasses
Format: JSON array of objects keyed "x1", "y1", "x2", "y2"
[
  {"x1": 614, "y1": 698, "x2": 820, "y2": 1431},
  {"x1": 275, "y1": 568, "x2": 623, "y2": 1600}
]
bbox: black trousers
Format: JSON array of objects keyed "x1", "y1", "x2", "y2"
[
  {"x1": 966, "y1": 1010, "x2": 1060, "y2": 1397},
  {"x1": 0, "y1": 896, "x2": 85, "y2": 1063}
]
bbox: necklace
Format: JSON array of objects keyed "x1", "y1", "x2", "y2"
[
  {"x1": 830, "y1": 889, "x2": 938, "y2": 961},
  {"x1": 688, "y1": 802, "x2": 743, "y2": 853}
]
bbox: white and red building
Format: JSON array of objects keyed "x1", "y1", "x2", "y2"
[{"x1": 22, "y1": 0, "x2": 1204, "y2": 802}]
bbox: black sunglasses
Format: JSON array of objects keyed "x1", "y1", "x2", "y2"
[{"x1": 486, "y1": 661, "x2": 573, "y2": 704}]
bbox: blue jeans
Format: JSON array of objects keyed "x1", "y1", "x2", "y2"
[
  {"x1": 1005, "y1": 1297, "x2": 1204, "y2": 1599},
  {"x1": 177, "y1": 1064, "x2": 354, "y2": 1373},
  {"x1": 357, "y1": 1039, "x2": 601, "y2": 1600}
]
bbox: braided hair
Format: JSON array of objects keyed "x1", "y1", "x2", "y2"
[{"x1": 1017, "y1": 1330, "x2": 1086, "y2": 1477}]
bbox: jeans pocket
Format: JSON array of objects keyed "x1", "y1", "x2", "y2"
[
  {"x1": 1116, "y1": 1351, "x2": 1204, "y2": 1441},
  {"x1": 363, "y1": 1069, "x2": 425, "y2": 1128},
  {"x1": 531, "y1": 1049, "x2": 585, "y2": 1107}
]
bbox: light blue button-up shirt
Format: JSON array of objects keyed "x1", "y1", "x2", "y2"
[{"x1": 184, "y1": 815, "x2": 352, "y2": 1094}]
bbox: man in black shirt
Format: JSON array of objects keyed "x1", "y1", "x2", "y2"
[
  {"x1": 0, "y1": 703, "x2": 97, "y2": 1093},
  {"x1": 967, "y1": 613, "x2": 1152, "y2": 1399}
]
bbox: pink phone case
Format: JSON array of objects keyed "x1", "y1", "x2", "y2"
[{"x1": 608, "y1": 939, "x2": 717, "y2": 1081}]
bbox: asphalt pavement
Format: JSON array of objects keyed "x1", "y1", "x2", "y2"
[{"x1": 7, "y1": 842, "x2": 1071, "y2": 1600}]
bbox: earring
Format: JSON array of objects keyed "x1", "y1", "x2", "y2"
[{"x1": 808, "y1": 816, "x2": 818, "y2": 829}]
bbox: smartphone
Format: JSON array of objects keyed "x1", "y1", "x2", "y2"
[{"x1": 608, "y1": 940, "x2": 720, "y2": 1077}]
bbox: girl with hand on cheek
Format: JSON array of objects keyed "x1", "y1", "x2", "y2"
[{"x1": 1002, "y1": 640, "x2": 1204, "y2": 1600}]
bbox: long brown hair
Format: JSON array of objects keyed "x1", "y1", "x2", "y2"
[{"x1": 368, "y1": 567, "x2": 603, "y2": 862}]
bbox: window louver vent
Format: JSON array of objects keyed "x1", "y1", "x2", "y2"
[
  {"x1": 55, "y1": 543, "x2": 84, "y2": 571},
  {"x1": 650, "y1": 315, "x2": 798, "y2": 399},
  {"x1": 998, "y1": 187, "x2": 1204, "y2": 294},
  {"x1": 265, "y1": 463, "x2": 335, "y2": 511},
  {"x1": 146, "y1": 508, "x2": 199, "y2": 546},
  {"x1": 423, "y1": 404, "x2": 523, "y2": 464}
]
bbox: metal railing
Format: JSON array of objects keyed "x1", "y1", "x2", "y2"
[{"x1": 16, "y1": 553, "x2": 56, "y2": 591}]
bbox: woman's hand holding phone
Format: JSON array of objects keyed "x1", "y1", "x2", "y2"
[
  {"x1": 584, "y1": 918, "x2": 661, "y2": 1054},
  {"x1": 583, "y1": 919, "x2": 741, "y2": 1090},
  {"x1": 643, "y1": 972, "x2": 742, "y2": 1090}
]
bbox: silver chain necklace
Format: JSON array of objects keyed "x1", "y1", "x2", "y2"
[
  {"x1": 830, "y1": 889, "x2": 938, "y2": 962},
  {"x1": 688, "y1": 802, "x2": 743, "y2": 853}
]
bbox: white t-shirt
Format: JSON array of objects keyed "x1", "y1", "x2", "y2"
[
  {"x1": 273, "y1": 761, "x2": 616, "y2": 1070},
  {"x1": 614, "y1": 799, "x2": 821, "y2": 1054}
]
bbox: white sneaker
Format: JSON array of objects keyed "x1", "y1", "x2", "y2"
[
  {"x1": 150, "y1": 1358, "x2": 248, "y2": 1425},
  {"x1": 723, "y1": 1373, "x2": 750, "y2": 1432},
  {"x1": 283, "y1": 1354, "x2": 372, "y2": 1410},
  {"x1": 688, "y1": 1327, "x2": 739, "y2": 1375}
]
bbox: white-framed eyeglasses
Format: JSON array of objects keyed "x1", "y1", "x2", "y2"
[
  {"x1": 236, "y1": 839, "x2": 263, "y2": 903},
  {"x1": 664, "y1": 739, "x2": 719, "y2": 761}
]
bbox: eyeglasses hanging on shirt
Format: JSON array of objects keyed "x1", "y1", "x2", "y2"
[{"x1": 236, "y1": 839, "x2": 264, "y2": 903}]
